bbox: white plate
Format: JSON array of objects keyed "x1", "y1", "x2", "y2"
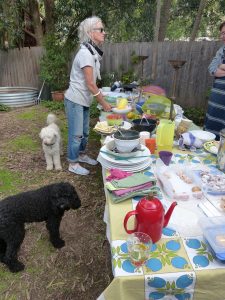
[
  {"x1": 105, "y1": 140, "x2": 143, "y2": 158},
  {"x1": 189, "y1": 130, "x2": 216, "y2": 142},
  {"x1": 97, "y1": 155, "x2": 152, "y2": 172},
  {"x1": 99, "y1": 155, "x2": 150, "y2": 169},
  {"x1": 203, "y1": 141, "x2": 219, "y2": 155},
  {"x1": 99, "y1": 154, "x2": 150, "y2": 168},
  {"x1": 100, "y1": 145, "x2": 150, "y2": 165},
  {"x1": 111, "y1": 106, "x2": 132, "y2": 114}
]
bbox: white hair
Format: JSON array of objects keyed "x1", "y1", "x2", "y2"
[{"x1": 78, "y1": 16, "x2": 102, "y2": 43}]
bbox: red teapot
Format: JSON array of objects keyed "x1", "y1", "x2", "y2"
[{"x1": 124, "y1": 194, "x2": 177, "y2": 243}]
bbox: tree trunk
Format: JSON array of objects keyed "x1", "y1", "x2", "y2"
[
  {"x1": 190, "y1": 0, "x2": 207, "y2": 41},
  {"x1": 29, "y1": 0, "x2": 43, "y2": 46},
  {"x1": 43, "y1": 0, "x2": 55, "y2": 34},
  {"x1": 158, "y1": 0, "x2": 172, "y2": 41},
  {"x1": 151, "y1": 0, "x2": 161, "y2": 81}
]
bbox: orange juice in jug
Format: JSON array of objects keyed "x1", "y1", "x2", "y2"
[{"x1": 156, "y1": 119, "x2": 175, "y2": 152}]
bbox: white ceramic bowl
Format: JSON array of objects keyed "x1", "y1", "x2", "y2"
[
  {"x1": 189, "y1": 130, "x2": 216, "y2": 143},
  {"x1": 102, "y1": 87, "x2": 111, "y2": 92},
  {"x1": 114, "y1": 137, "x2": 140, "y2": 153}
]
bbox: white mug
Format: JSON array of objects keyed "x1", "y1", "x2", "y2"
[{"x1": 139, "y1": 131, "x2": 150, "y2": 145}]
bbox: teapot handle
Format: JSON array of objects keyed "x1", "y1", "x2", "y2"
[{"x1": 124, "y1": 210, "x2": 138, "y2": 234}]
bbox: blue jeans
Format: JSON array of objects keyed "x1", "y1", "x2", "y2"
[{"x1": 64, "y1": 98, "x2": 90, "y2": 163}]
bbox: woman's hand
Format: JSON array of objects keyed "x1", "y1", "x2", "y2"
[
  {"x1": 102, "y1": 101, "x2": 112, "y2": 112},
  {"x1": 219, "y1": 64, "x2": 225, "y2": 71}
]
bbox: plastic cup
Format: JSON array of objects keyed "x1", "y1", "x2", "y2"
[
  {"x1": 139, "y1": 131, "x2": 150, "y2": 145},
  {"x1": 145, "y1": 138, "x2": 156, "y2": 154},
  {"x1": 127, "y1": 232, "x2": 152, "y2": 268},
  {"x1": 159, "y1": 150, "x2": 173, "y2": 166}
]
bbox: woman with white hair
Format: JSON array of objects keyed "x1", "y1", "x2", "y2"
[{"x1": 64, "y1": 16, "x2": 111, "y2": 176}]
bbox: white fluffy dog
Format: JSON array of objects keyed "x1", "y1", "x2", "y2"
[{"x1": 39, "y1": 114, "x2": 62, "y2": 170}]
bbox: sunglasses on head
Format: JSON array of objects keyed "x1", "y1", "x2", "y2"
[{"x1": 93, "y1": 27, "x2": 105, "y2": 33}]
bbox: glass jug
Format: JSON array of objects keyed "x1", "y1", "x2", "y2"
[{"x1": 217, "y1": 128, "x2": 225, "y2": 171}]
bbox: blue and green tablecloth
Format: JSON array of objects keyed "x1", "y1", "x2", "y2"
[{"x1": 98, "y1": 148, "x2": 225, "y2": 300}]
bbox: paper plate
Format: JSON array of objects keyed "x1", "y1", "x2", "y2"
[
  {"x1": 112, "y1": 106, "x2": 132, "y2": 114},
  {"x1": 189, "y1": 130, "x2": 216, "y2": 142},
  {"x1": 203, "y1": 140, "x2": 219, "y2": 155}
]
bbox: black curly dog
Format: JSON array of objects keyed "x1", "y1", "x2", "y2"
[{"x1": 0, "y1": 182, "x2": 81, "y2": 273}]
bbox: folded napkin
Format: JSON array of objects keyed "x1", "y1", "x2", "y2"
[
  {"x1": 112, "y1": 182, "x2": 153, "y2": 196},
  {"x1": 109, "y1": 173, "x2": 155, "y2": 189},
  {"x1": 109, "y1": 186, "x2": 160, "y2": 204},
  {"x1": 106, "y1": 168, "x2": 133, "y2": 181}
]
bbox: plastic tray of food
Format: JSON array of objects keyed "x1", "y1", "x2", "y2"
[
  {"x1": 155, "y1": 160, "x2": 203, "y2": 200},
  {"x1": 188, "y1": 168, "x2": 225, "y2": 195}
]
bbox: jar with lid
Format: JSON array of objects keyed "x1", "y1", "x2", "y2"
[{"x1": 217, "y1": 128, "x2": 225, "y2": 171}]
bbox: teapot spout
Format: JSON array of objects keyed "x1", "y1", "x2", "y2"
[{"x1": 164, "y1": 202, "x2": 177, "y2": 227}]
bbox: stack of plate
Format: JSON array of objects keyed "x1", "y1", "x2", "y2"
[{"x1": 97, "y1": 144, "x2": 152, "y2": 172}]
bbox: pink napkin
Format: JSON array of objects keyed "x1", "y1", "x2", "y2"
[{"x1": 106, "y1": 168, "x2": 133, "y2": 181}]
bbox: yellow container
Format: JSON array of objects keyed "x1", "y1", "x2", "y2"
[
  {"x1": 117, "y1": 98, "x2": 128, "y2": 109},
  {"x1": 156, "y1": 119, "x2": 175, "y2": 152}
]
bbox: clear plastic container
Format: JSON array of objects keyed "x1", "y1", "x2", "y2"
[{"x1": 199, "y1": 216, "x2": 225, "y2": 261}]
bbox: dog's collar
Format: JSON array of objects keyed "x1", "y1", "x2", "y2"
[{"x1": 45, "y1": 143, "x2": 55, "y2": 147}]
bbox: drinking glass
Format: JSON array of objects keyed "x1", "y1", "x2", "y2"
[{"x1": 127, "y1": 232, "x2": 152, "y2": 268}]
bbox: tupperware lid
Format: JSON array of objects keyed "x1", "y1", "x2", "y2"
[
  {"x1": 200, "y1": 217, "x2": 225, "y2": 254},
  {"x1": 204, "y1": 236, "x2": 225, "y2": 261},
  {"x1": 216, "y1": 252, "x2": 225, "y2": 260}
]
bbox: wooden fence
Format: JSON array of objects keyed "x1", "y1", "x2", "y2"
[
  {"x1": 0, "y1": 47, "x2": 44, "y2": 89},
  {"x1": 101, "y1": 41, "x2": 222, "y2": 108},
  {"x1": 0, "y1": 41, "x2": 222, "y2": 108}
]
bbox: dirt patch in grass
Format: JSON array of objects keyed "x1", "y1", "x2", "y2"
[{"x1": 0, "y1": 105, "x2": 113, "y2": 299}]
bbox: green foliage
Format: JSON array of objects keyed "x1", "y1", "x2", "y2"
[
  {"x1": 17, "y1": 109, "x2": 40, "y2": 120},
  {"x1": 105, "y1": 0, "x2": 156, "y2": 42},
  {"x1": 8, "y1": 135, "x2": 39, "y2": 152},
  {"x1": 183, "y1": 107, "x2": 206, "y2": 126},
  {"x1": 41, "y1": 100, "x2": 65, "y2": 111},
  {"x1": 90, "y1": 99, "x2": 100, "y2": 118},
  {"x1": 40, "y1": 35, "x2": 70, "y2": 91},
  {"x1": 130, "y1": 51, "x2": 140, "y2": 65},
  {"x1": 121, "y1": 69, "x2": 138, "y2": 84},
  {"x1": 167, "y1": 0, "x2": 225, "y2": 40},
  {"x1": 89, "y1": 127, "x2": 100, "y2": 141},
  {"x1": 99, "y1": 72, "x2": 118, "y2": 87},
  {"x1": 0, "y1": 0, "x2": 25, "y2": 49},
  {"x1": 0, "y1": 168, "x2": 22, "y2": 194},
  {"x1": 0, "y1": 104, "x2": 10, "y2": 112}
]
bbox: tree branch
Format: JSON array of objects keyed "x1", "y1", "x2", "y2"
[{"x1": 22, "y1": 28, "x2": 37, "y2": 40}]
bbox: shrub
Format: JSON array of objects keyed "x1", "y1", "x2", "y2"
[
  {"x1": 183, "y1": 107, "x2": 206, "y2": 127},
  {"x1": 0, "y1": 104, "x2": 10, "y2": 112},
  {"x1": 40, "y1": 35, "x2": 70, "y2": 91},
  {"x1": 41, "y1": 100, "x2": 64, "y2": 111},
  {"x1": 90, "y1": 99, "x2": 100, "y2": 118}
]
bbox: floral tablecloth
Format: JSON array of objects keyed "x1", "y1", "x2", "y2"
[{"x1": 98, "y1": 148, "x2": 225, "y2": 300}]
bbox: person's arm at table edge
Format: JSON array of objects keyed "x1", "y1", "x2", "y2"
[
  {"x1": 208, "y1": 46, "x2": 225, "y2": 77},
  {"x1": 83, "y1": 66, "x2": 112, "y2": 111}
]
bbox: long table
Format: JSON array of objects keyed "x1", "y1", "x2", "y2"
[{"x1": 98, "y1": 147, "x2": 225, "y2": 300}]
